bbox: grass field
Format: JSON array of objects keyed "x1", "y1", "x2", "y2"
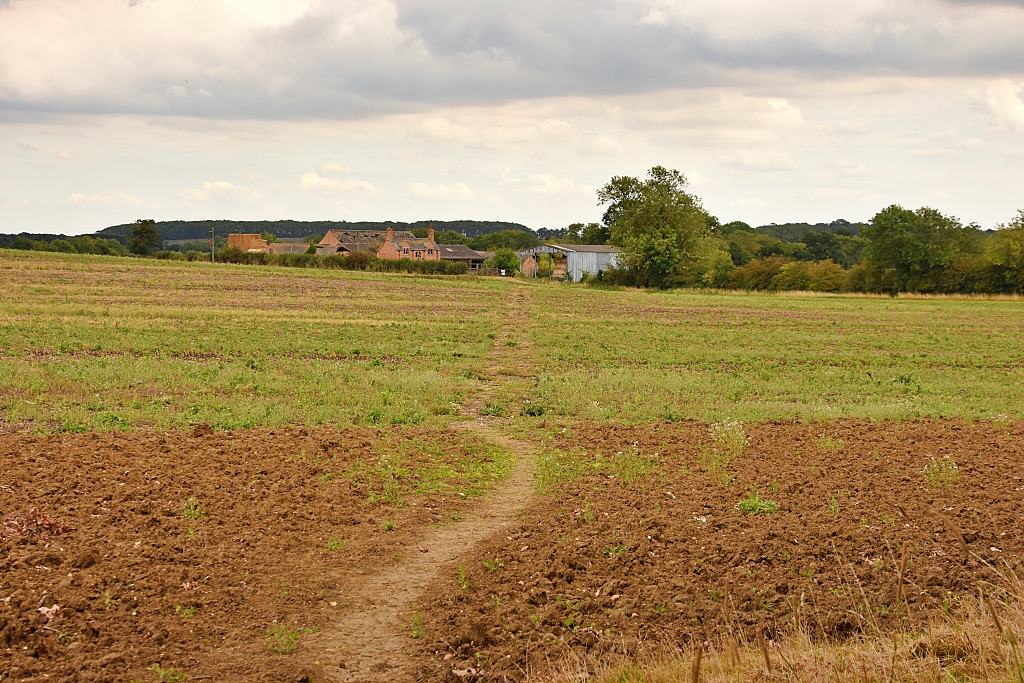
[
  {"x1": 522, "y1": 281, "x2": 1024, "y2": 422},
  {"x1": 0, "y1": 249, "x2": 510, "y2": 431},
  {"x1": 2, "y1": 250, "x2": 1022, "y2": 432}
]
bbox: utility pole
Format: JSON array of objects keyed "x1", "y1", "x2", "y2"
[{"x1": 210, "y1": 224, "x2": 215, "y2": 263}]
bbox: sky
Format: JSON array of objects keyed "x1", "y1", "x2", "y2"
[{"x1": 1, "y1": 0, "x2": 1023, "y2": 234}]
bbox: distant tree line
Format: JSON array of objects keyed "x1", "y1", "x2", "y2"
[{"x1": 575, "y1": 166, "x2": 1024, "y2": 295}]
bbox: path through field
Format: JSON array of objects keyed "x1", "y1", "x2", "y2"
[{"x1": 316, "y1": 284, "x2": 537, "y2": 681}]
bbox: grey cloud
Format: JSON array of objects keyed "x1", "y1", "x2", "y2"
[{"x1": 2, "y1": 0, "x2": 1023, "y2": 118}]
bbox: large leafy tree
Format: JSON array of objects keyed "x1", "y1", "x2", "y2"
[
  {"x1": 597, "y1": 166, "x2": 710, "y2": 288},
  {"x1": 987, "y1": 209, "x2": 1024, "y2": 292},
  {"x1": 862, "y1": 205, "x2": 981, "y2": 291},
  {"x1": 128, "y1": 219, "x2": 162, "y2": 255}
]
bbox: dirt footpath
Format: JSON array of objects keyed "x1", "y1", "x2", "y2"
[{"x1": 0, "y1": 426, "x2": 518, "y2": 682}]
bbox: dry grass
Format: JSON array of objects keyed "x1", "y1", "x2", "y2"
[{"x1": 531, "y1": 563, "x2": 1024, "y2": 683}]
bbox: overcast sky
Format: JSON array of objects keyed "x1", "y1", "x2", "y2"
[{"x1": 2, "y1": 0, "x2": 1023, "y2": 234}]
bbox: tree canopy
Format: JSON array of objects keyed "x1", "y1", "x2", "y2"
[
  {"x1": 597, "y1": 166, "x2": 710, "y2": 288},
  {"x1": 128, "y1": 219, "x2": 162, "y2": 255}
]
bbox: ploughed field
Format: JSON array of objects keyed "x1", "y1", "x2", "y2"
[
  {"x1": 0, "y1": 427, "x2": 513, "y2": 681},
  {"x1": 415, "y1": 419, "x2": 1024, "y2": 680}
]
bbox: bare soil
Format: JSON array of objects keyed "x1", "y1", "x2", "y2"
[
  {"x1": 0, "y1": 426, "x2": 517, "y2": 682},
  {"x1": 412, "y1": 419, "x2": 1024, "y2": 680}
]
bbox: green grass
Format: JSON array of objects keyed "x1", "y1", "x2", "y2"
[
  {"x1": 521, "y1": 282, "x2": 1024, "y2": 421},
  {"x1": 0, "y1": 250, "x2": 508, "y2": 432},
  {"x1": 4, "y1": 251, "x2": 1023, "y2": 431},
  {"x1": 738, "y1": 490, "x2": 780, "y2": 514},
  {"x1": 343, "y1": 434, "x2": 515, "y2": 506}
]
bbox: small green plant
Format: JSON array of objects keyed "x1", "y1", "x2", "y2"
[
  {"x1": 149, "y1": 664, "x2": 186, "y2": 682},
  {"x1": 410, "y1": 611, "x2": 424, "y2": 639},
  {"x1": 738, "y1": 490, "x2": 780, "y2": 515},
  {"x1": 709, "y1": 587, "x2": 724, "y2": 602},
  {"x1": 320, "y1": 471, "x2": 335, "y2": 482},
  {"x1": 186, "y1": 527, "x2": 195, "y2": 540},
  {"x1": 859, "y1": 516, "x2": 868, "y2": 529},
  {"x1": 102, "y1": 590, "x2": 112, "y2": 609},
  {"x1": 482, "y1": 557, "x2": 504, "y2": 572},
  {"x1": 493, "y1": 595, "x2": 503, "y2": 606},
  {"x1": 181, "y1": 497, "x2": 206, "y2": 521},
  {"x1": 381, "y1": 521, "x2": 397, "y2": 532},
  {"x1": 827, "y1": 496, "x2": 841, "y2": 514},
  {"x1": 581, "y1": 498, "x2": 596, "y2": 523},
  {"x1": 174, "y1": 604, "x2": 198, "y2": 618},
  {"x1": 654, "y1": 603, "x2": 668, "y2": 615},
  {"x1": 816, "y1": 432, "x2": 845, "y2": 453},
  {"x1": 479, "y1": 403, "x2": 506, "y2": 417},
  {"x1": 922, "y1": 456, "x2": 959, "y2": 489},
  {"x1": 324, "y1": 536, "x2": 347, "y2": 551},
  {"x1": 266, "y1": 624, "x2": 302, "y2": 655},
  {"x1": 521, "y1": 401, "x2": 547, "y2": 417},
  {"x1": 457, "y1": 564, "x2": 471, "y2": 589},
  {"x1": 530, "y1": 615, "x2": 541, "y2": 626},
  {"x1": 602, "y1": 543, "x2": 629, "y2": 558},
  {"x1": 57, "y1": 632, "x2": 77, "y2": 644},
  {"x1": 698, "y1": 420, "x2": 746, "y2": 486}
]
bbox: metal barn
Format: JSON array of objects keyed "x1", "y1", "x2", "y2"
[{"x1": 518, "y1": 244, "x2": 620, "y2": 282}]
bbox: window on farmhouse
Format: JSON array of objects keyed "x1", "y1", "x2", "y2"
[
  {"x1": 403, "y1": 248, "x2": 409, "y2": 255},
  {"x1": 415, "y1": 252, "x2": 422, "y2": 258}
]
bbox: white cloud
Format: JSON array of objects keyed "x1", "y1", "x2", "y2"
[
  {"x1": 69, "y1": 194, "x2": 112, "y2": 206},
  {"x1": 721, "y1": 148, "x2": 795, "y2": 171},
  {"x1": 408, "y1": 182, "x2": 475, "y2": 200},
  {"x1": 167, "y1": 85, "x2": 187, "y2": 97},
  {"x1": 578, "y1": 135, "x2": 628, "y2": 155},
  {"x1": 975, "y1": 80, "x2": 1024, "y2": 132},
  {"x1": 732, "y1": 198, "x2": 769, "y2": 206},
  {"x1": 177, "y1": 180, "x2": 259, "y2": 202},
  {"x1": 319, "y1": 162, "x2": 354, "y2": 174},
  {"x1": 832, "y1": 159, "x2": 868, "y2": 176},
  {"x1": 244, "y1": 172, "x2": 265, "y2": 181},
  {"x1": 960, "y1": 138, "x2": 986, "y2": 149},
  {"x1": 56, "y1": 150, "x2": 78, "y2": 159},
  {"x1": 298, "y1": 171, "x2": 377, "y2": 193},
  {"x1": 15, "y1": 141, "x2": 37, "y2": 151},
  {"x1": 501, "y1": 168, "x2": 591, "y2": 196}
]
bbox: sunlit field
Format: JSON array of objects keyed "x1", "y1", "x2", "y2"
[{"x1": 2, "y1": 249, "x2": 1022, "y2": 433}]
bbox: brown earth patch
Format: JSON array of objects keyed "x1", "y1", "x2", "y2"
[
  {"x1": 414, "y1": 419, "x2": 1023, "y2": 681},
  {"x1": 0, "y1": 426, "x2": 511, "y2": 682}
]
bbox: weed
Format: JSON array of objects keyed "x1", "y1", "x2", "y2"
[
  {"x1": 478, "y1": 403, "x2": 505, "y2": 417},
  {"x1": 381, "y1": 520, "x2": 397, "y2": 532},
  {"x1": 698, "y1": 421, "x2": 746, "y2": 486},
  {"x1": 602, "y1": 543, "x2": 629, "y2": 558},
  {"x1": 320, "y1": 471, "x2": 335, "y2": 482},
  {"x1": 493, "y1": 595, "x2": 503, "y2": 606},
  {"x1": 457, "y1": 564, "x2": 471, "y2": 589},
  {"x1": 265, "y1": 624, "x2": 314, "y2": 655},
  {"x1": 738, "y1": 490, "x2": 780, "y2": 515},
  {"x1": 709, "y1": 587, "x2": 724, "y2": 602},
  {"x1": 859, "y1": 516, "x2": 868, "y2": 530},
  {"x1": 173, "y1": 605, "x2": 198, "y2": 618},
  {"x1": 410, "y1": 611, "x2": 424, "y2": 639},
  {"x1": 149, "y1": 664, "x2": 186, "y2": 682},
  {"x1": 827, "y1": 496, "x2": 841, "y2": 514},
  {"x1": 581, "y1": 498, "x2": 596, "y2": 523},
  {"x1": 521, "y1": 401, "x2": 547, "y2": 417},
  {"x1": 922, "y1": 455, "x2": 959, "y2": 489},
  {"x1": 57, "y1": 632, "x2": 77, "y2": 644},
  {"x1": 482, "y1": 557, "x2": 504, "y2": 572},
  {"x1": 530, "y1": 615, "x2": 541, "y2": 626},
  {"x1": 186, "y1": 527, "x2": 195, "y2": 540},
  {"x1": 534, "y1": 449, "x2": 587, "y2": 494},
  {"x1": 102, "y1": 590, "x2": 112, "y2": 609},
  {"x1": 324, "y1": 536, "x2": 347, "y2": 551},
  {"x1": 608, "y1": 447, "x2": 657, "y2": 486},
  {"x1": 816, "y1": 432, "x2": 845, "y2": 452},
  {"x1": 181, "y1": 497, "x2": 206, "y2": 521},
  {"x1": 655, "y1": 603, "x2": 668, "y2": 615}
]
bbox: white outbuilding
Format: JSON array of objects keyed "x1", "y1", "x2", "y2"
[{"x1": 518, "y1": 244, "x2": 620, "y2": 282}]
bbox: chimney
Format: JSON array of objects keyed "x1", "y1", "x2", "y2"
[
  {"x1": 428, "y1": 223, "x2": 435, "y2": 243},
  {"x1": 385, "y1": 226, "x2": 394, "y2": 241}
]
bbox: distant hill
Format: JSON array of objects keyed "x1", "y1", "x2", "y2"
[
  {"x1": 755, "y1": 219, "x2": 863, "y2": 241},
  {"x1": 95, "y1": 219, "x2": 535, "y2": 244}
]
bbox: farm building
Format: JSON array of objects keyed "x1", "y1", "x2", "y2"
[
  {"x1": 268, "y1": 243, "x2": 310, "y2": 255},
  {"x1": 316, "y1": 227, "x2": 440, "y2": 261},
  {"x1": 437, "y1": 244, "x2": 493, "y2": 270},
  {"x1": 227, "y1": 233, "x2": 269, "y2": 253},
  {"x1": 518, "y1": 244, "x2": 620, "y2": 282}
]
